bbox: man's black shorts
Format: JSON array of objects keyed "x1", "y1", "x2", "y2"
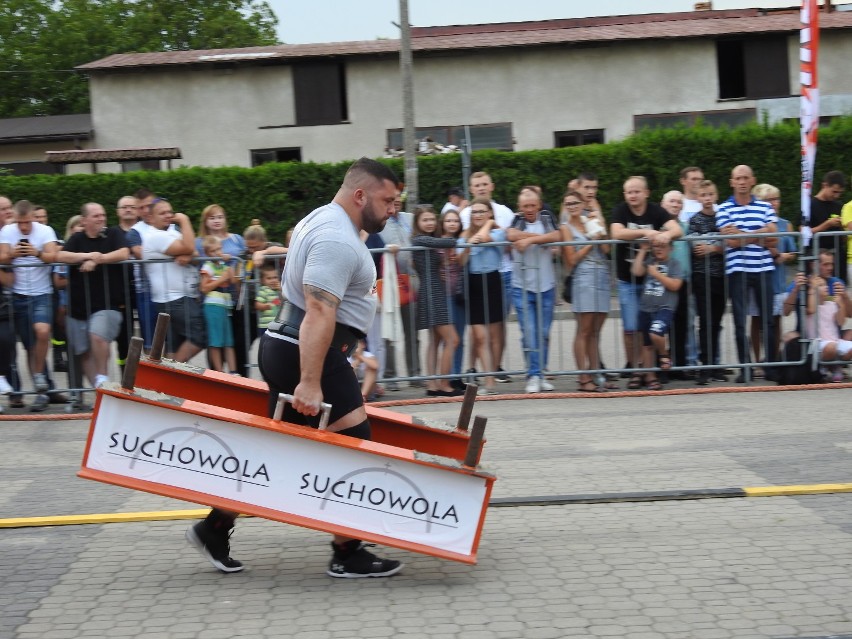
[{"x1": 257, "y1": 333, "x2": 369, "y2": 439}]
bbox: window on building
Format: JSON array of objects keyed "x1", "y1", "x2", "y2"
[
  {"x1": 0, "y1": 161, "x2": 64, "y2": 176},
  {"x1": 386, "y1": 123, "x2": 513, "y2": 152},
  {"x1": 292, "y1": 62, "x2": 348, "y2": 126},
  {"x1": 250, "y1": 147, "x2": 303, "y2": 166},
  {"x1": 554, "y1": 129, "x2": 605, "y2": 148},
  {"x1": 121, "y1": 160, "x2": 161, "y2": 172},
  {"x1": 717, "y1": 36, "x2": 790, "y2": 100},
  {"x1": 634, "y1": 108, "x2": 756, "y2": 131}
]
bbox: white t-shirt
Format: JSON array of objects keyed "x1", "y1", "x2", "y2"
[
  {"x1": 441, "y1": 202, "x2": 459, "y2": 215},
  {"x1": 283, "y1": 202, "x2": 377, "y2": 334},
  {"x1": 679, "y1": 198, "x2": 703, "y2": 223},
  {"x1": 142, "y1": 226, "x2": 199, "y2": 303},
  {"x1": 0, "y1": 221, "x2": 58, "y2": 295},
  {"x1": 460, "y1": 201, "x2": 515, "y2": 273}
]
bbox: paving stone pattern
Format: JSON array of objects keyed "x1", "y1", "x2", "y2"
[{"x1": 4, "y1": 389, "x2": 852, "y2": 638}]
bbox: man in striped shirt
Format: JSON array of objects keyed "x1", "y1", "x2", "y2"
[{"x1": 717, "y1": 165, "x2": 778, "y2": 382}]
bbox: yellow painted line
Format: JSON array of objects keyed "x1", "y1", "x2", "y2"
[
  {"x1": 4, "y1": 484, "x2": 852, "y2": 528},
  {"x1": 0, "y1": 509, "x2": 211, "y2": 529},
  {"x1": 744, "y1": 483, "x2": 852, "y2": 497}
]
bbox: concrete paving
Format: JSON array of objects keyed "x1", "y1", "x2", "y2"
[{"x1": 3, "y1": 386, "x2": 852, "y2": 639}]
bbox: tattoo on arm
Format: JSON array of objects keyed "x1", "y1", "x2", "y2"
[{"x1": 304, "y1": 284, "x2": 340, "y2": 309}]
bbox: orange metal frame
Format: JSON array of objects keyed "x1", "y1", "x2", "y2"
[
  {"x1": 134, "y1": 359, "x2": 483, "y2": 464},
  {"x1": 79, "y1": 387, "x2": 495, "y2": 564}
]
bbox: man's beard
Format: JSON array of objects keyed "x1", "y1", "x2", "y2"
[{"x1": 362, "y1": 200, "x2": 387, "y2": 234}]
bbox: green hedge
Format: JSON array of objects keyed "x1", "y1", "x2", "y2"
[{"x1": 2, "y1": 117, "x2": 851, "y2": 239}]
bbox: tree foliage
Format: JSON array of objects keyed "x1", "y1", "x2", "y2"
[{"x1": 0, "y1": 0, "x2": 279, "y2": 118}]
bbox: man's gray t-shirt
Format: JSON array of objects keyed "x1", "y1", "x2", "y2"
[
  {"x1": 639, "y1": 255, "x2": 684, "y2": 313},
  {"x1": 282, "y1": 202, "x2": 377, "y2": 334}
]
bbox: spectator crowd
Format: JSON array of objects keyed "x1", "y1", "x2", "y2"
[{"x1": 1, "y1": 163, "x2": 851, "y2": 412}]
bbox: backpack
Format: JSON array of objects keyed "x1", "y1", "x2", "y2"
[{"x1": 776, "y1": 339, "x2": 823, "y2": 386}]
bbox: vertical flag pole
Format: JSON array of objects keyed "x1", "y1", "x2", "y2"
[{"x1": 800, "y1": 0, "x2": 820, "y2": 248}]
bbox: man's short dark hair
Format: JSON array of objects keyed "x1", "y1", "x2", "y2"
[
  {"x1": 576, "y1": 171, "x2": 598, "y2": 183},
  {"x1": 13, "y1": 200, "x2": 33, "y2": 217},
  {"x1": 344, "y1": 157, "x2": 399, "y2": 189},
  {"x1": 822, "y1": 170, "x2": 846, "y2": 189},
  {"x1": 679, "y1": 166, "x2": 703, "y2": 179},
  {"x1": 134, "y1": 188, "x2": 154, "y2": 201}
]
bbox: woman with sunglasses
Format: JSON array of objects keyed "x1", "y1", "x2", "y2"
[{"x1": 561, "y1": 190, "x2": 612, "y2": 391}]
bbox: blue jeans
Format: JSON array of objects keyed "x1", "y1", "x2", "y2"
[
  {"x1": 135, "y1": 289, "x2": 157, "y2": 349},
  {"x1": 511, "y1": 287, "x2": 555, "y2": 379},
  {"x1": 13, "y1": 293, "x2": 52, "y2": 350},
  {"x1": 447, "y1": 296, "x2": 467, "y2": 376},
  {"x1": 501, "y1": 270, "x2": 512, "y2": 316},
  {"x1": 616, "y1": 280, "x2": 643, "y2": 333}
]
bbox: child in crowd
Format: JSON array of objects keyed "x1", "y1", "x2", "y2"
[
  {"x1": 255, "y1": 263, "x2": 282, "y2": 338},
  {"x1": 630, "y1": 238, "x2": 684, "y2": 390},
  {"x1": 687, "y1": 180, "x2": 727, "y2": 385},
  {"x1": 199, "y1": 236, "x2": 238, "y2": 373},
  {"x1": 806, "y1": 275, "x2": 852, "y2": 381},
  {"x1": 349, "y1": 339, "x2": 379, "y2": 402}
]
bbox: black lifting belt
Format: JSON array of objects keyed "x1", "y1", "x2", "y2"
[{"x1": 266, "y1": 300, "x2": 364, "y2": 357}]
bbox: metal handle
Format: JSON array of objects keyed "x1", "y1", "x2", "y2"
[{"x1": 273, "y1": 393, "x2": 332, "y2": 431}]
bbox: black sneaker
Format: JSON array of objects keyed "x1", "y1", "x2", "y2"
[
  {"x1": 185, "y1": 522, "x2": 244, "y2": 573},
  {"x1": 328, "y1": 542, "x2": 403, "y2": 579},
  {"x1": 711, "y1": 370, "x2": 728, "y2": 382},
  {"x1": 696, "y1": 371, "x2": 712, "y2": 386},
  {"x1": 495, "y1": 368, "x2": 510, "y2": 383}
]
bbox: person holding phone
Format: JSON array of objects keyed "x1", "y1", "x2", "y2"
[{"x1": 0, "y1": 200, "x2": 60, "y2": 410}]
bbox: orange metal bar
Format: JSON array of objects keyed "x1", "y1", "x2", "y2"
[{"x1": 134, "y1": 359, "x2": 482, "y2": 464}]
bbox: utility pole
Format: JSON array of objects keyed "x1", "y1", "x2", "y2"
[{"x1": 399, "y1": 0, "x2": 418, "y2": 209}]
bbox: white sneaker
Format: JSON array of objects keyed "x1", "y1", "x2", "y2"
[
  {"x1": 539, "y1": 378, "x2": 554, "y2": 392},
  {"x1": 477, "y1": 387, "x2": 499, "y2": 396},
  {"x1": 0, "y1": 376, "x2": 12, "y2": 395},
  {"x1": 33, "y1": 373, "x2": 49, "y2": 393},
  {"x1": 525, "y1": 377, "x2": 541, "y2": 394},
  {"x1": 94, "y1": 375, "x2": 109, "y2": 388}
]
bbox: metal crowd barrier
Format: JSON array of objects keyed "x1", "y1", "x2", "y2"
[{"x1": 1, "y1": 229, "x2": 850, "y2": 409}]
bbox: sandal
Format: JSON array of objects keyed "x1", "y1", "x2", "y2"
[
  {"x1": 659, "y1": 355, "x2": 672, "y2": 370},
  {"x1": 577, "y1": 380, "x2": 602, "y2": 393},
  {"x1": 644, "y1": 376, "x2": 663, "y2": 391},
  {"x1": 627, "y1": 375, "x2": 643, "y2": 390}
]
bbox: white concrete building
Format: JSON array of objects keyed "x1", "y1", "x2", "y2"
[{"x1": 6, "y1": 6, "x2": 852, "y2": 174}]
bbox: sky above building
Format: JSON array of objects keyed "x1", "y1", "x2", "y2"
[{"x1": 267, "y1": 0, "x2": 800, "y2": 44}]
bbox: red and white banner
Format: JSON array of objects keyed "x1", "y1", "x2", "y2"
[{"x1": 800, "y1": 0, "x2": 820, "y2": 244}]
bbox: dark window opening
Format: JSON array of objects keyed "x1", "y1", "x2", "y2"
[
  {"x1": 0, "y1": 161, "x2": 64, "y2": 176},
  {"x1": 292, "y1": 62, "x2": 348, "y2": 126},
  {"x1": 717, "y1": 36, "x2": 790, "y2": 100},
  {"x1": 251, "y1": 147, "x2": 302, "y2": 166},
  {"x1": 554, "y1": 129, "x2": 605, "y2": 148},
  {"x1": 121, "y1": 160, "x2": 160, "y2": 172}
]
